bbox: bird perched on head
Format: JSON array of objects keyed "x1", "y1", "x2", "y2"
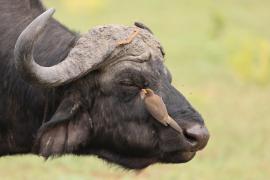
[{"x1": 140, "y1": 88, "x2": 183, "y2": 134}]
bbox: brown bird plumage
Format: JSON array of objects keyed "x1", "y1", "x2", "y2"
[{"x1": 141, "y1": 89, "x2": 183, "y2": 133}]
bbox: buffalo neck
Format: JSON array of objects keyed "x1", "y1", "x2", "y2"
[{"x1": 0, "y1": 0, "x2": 78, "y2": 155}]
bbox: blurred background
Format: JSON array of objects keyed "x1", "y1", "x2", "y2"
[{"x1": 1, "y1": 0, "x2": 270, "y2": 179}]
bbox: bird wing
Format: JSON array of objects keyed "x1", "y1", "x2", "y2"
[{"x1": 144, "y1": 94, "x2": 169, "y2": 126}]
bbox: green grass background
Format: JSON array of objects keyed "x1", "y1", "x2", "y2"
[{"x1": 1, "y1": 0, "x2": 270, "y2": 179}]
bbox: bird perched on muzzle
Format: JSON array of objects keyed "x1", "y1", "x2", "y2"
[{"x1": 140, "y1": 89, "x2": 183, "y2": 133}]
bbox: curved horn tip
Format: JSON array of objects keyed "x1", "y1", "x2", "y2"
[
  {"x1": 15, "y1": 7, "x2": 56, "y2": 55},
  {"x1": 13, "y1": 7, "x2": 57, "y2": 87},
  {"x1": 31, "y1": 8, "x2": 55, "y2": 26},
  {"x1": 38, "y1": 8, "x2": 56, "y2": 23},
  {"x1": 19, "y1": 8, "x2": 56, "y2": 37},
  {"x1": 46, "y1": 8, "x2": 56, "y2": 16}
]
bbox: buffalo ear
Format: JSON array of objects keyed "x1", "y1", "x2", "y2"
[
  {"x1": 33, "y1": 93, "x2": 92, "y2": 157},
  {"x1": 134, "y1": 22, "x2": 153, "y2": 34}
]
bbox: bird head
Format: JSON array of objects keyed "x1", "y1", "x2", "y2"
[{"x1": 141, "y1": 88, "x2": 154, "y2": 99}]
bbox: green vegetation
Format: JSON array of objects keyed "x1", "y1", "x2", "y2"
[{"x1": 1, "y1": 0, "x2": 270, "y2": 179}]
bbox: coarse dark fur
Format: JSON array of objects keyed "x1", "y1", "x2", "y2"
[
  {"x1": 0, "y1": 0, "x2": 209, "y2": 169},
  {"x1": 0, "y1": 0, "x2": 77, "y2": 154}
]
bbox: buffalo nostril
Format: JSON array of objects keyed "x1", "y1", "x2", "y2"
[{"x1": 184, "y1": 124, "x2": 210, "y2": 150}]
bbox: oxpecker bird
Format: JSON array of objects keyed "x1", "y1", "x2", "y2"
[{"x1": 141, "y1": 89, "x2": 183, "y2": 133}]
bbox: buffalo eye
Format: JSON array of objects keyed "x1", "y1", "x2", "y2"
[
  {"x1": 117, "y1": 79, "x2": 141, "y2": 102},
  {"x1": 119, "y1": 79, "x2": 136, "y2": 87}
]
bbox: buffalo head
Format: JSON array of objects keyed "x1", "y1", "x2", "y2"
[{"x1": 14, "y1": 9, "x2": 209, "y2": 169}]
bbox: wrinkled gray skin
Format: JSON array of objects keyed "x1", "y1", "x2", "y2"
[{"x1": 3, "y1": 3, "x2": 210, "y2": 170}]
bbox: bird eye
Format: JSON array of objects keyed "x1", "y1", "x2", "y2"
[{"x1": 143, "y1": 81, "x2": 150, "y2": 88}]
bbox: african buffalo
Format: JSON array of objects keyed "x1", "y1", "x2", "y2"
[{"x1": 0, "y1": 0, "x2": 209, "y2": 169}]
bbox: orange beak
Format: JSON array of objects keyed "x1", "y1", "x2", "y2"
[
  {"x1": 140, "y1": 88, "x2": 151, "y2": 99},
  {"x1": 142, "y1": 89, "x2": 148, "y2": 94}
]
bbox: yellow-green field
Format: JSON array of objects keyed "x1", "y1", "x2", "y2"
[{"x1": 1, "y1": 0, "x2": 270, "y2": 179}]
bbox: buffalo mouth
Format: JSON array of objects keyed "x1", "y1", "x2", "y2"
[
  {"x1": 160, "y1": 151, "x2": 196, "y2": 164},
  {"x1": 79, "y1": 148, "x2": 196, "y2": 169}
]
